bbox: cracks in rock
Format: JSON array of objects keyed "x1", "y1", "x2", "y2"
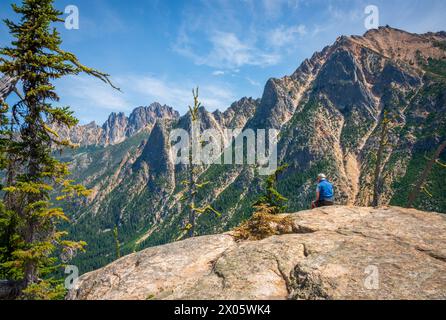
[
  {"x1": 334, "y1": 228, "x2": 381, "y2": 240},
  {"x1": 292, "y1": 223, "x2": 318, "y2": 234},
  {"x1": 288, "y1": 264, "x2": 331, "y2": 300},
  {"x1": 273, "y1": 257, "x2": 292, "y2": 296},
  {"x1": 415, "y1": 248, "x2": 446, "y2": 263},
  {"x1": 427, "y1": 253, "x2": 446, "y2": 263},
  {"x1": 285, "y1": 242, "x2": 334, "y2": 300},
  {"x1": 212, "y1": 265, "x2": 227, "y2": 289},
  {"x1": 76, "y1": 279, "x2": 95, "y2": 300},
  {"x1": 111, "y1": 269, "x2": 123, "y2": 287},
  {"x1": 272, "y1": 243, "x2": 312, "y2": 298},
  {"x1": 208, "y1": 246, "x2": 235, "y2": 290},
  {"x1": 302, "y1": 243, "x2": 310, "y2": 257},
  {"x1": 318, "y1": 209, "x2": 331, "y2": 215}
]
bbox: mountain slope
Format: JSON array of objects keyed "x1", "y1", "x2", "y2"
[{"x1": 62, "y1": 27, "x2": 446, "y2": 273}]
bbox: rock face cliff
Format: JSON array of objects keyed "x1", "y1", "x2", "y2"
[
  {"x1": 67, "y1": 206, "x2": 446, "y2": 300},
  {"x1": 62, "y1": 26, "x2": 446, "y2": 273}
]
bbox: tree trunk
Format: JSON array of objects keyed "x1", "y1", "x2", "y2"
[
  {"x1": 407, "y1": 140, "x2": 446, "y2": 208},
  {"x1": 187, "y1": 134, "x2": 196, "y2": 238},
  {"x1": 21, "y1": 98, "x2": 41, "y2": 289}
]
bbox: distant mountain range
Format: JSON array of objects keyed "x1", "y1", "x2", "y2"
[
  {"x1": 57, "y1": 103, "x2": 179, "y2": 146},
  {"x1": 60, "y1": 26, "x2": 446, "y2": 273}
]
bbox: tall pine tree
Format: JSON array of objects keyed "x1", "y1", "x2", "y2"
[
  {"x1": 0, "y1": 0, "x2": 117, "y2": 299},
  {"x1": 181, "y1": 88, "x2": 220, "y2": 238}
]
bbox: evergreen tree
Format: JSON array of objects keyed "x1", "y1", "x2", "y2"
[
  {"x1": 0, "y1": 0, "x2": 117, "y2": 299},
  {"x1": 232, "y1": 165, "x2": 291, "y2": 241},
  {"x1": 253, "y1": 164, "x2": 289, "y2": 214},
  {"x1": 182, "y1": 88, "x2": 220, "y2": 238}
]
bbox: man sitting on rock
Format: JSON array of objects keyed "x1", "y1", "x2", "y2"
[{"x1": 311, "y1": 173, "x2": 334, "y2": 209}]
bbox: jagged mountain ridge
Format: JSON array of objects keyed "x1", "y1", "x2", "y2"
[
  {"x1": 57, "y1": 102, "x2": 180, "y2": 146},
  {"x1": 62, "y1": 27, "x2": 446, "y2": 273}
]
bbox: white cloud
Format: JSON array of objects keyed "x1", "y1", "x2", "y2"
[
  {"x1": 125, "y1": 75, "x2": 191, "y2": 109},
  {"x1": 200, "y1": 85, "x2": 236, "y2": 109},
  {"x1": 268, "y1": 24, "x2": 307, "y2": 47},
  {"x1": 59, "y1": 75, "x2": 130, "y2": 111},
  {"x1": 172, "y1": 0, "x2": 309, "y2": 70},
  {"x1": 261, "y1": 0, "x2": 301, "y2": 19},
  {"x1": 212, "y1": 70, "x2": 225, "y2": 76},
  {"x1": 246, "y1": 77, "x2": 262, "y2": 87},
  {"x1": 175, "y1": 31, "x2": 280, "y2": 69}
]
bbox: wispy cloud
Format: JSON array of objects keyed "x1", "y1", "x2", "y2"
[
  {"x1": 246, "y1": 77, "x2": 262, "y2": 87},
  {"x1": 172, "y1": 0, "x2": 310, "y2": 71},
  {"x1": 268, "y1": 24, "x2": 307, "y2": 48},
  {"x1": 212, "y1": 70, "x2": 226, "y2": 76},
  {"x1": 58, "y1": 76, "x2": 130, "y2": 111},
  {"x1": 55, "y1": 75, "x2": 131, "y2": 124},
  {"x1": 175, "y1": 31, "x2": 280, "y2": 69},
  {"x1": 260, "y1": 0, "x2": 301, "y2": 19}
]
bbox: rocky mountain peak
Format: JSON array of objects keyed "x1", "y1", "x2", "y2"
[
  {"x1": 132, "y1": 119, "x2": 176, "y2": 200},
  {"x1": 57, "y1": 103, "x2": 180, "y2": 147},
  {"x1": 344, "y1": 26, "x2": 446, "y2": 68},
  {"x1": 130, "y1": 103, "x2": 179, "y2": 121},
  {"x1": 215, "y1": 97, "x2": 260, "y2": 128},
  {"x1": 133, "y1": 120, "x2": 172, "y2": 174},
  {"x1": 127, "y1": 103, "x2": 179, "y2": 137},
  {"x1": 102, "y1": 112, "x2": 129, "y2": 145}
]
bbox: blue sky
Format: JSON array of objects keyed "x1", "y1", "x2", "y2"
[{"x1": 1, "y1": 0, "x2": 446, "y2": 124}]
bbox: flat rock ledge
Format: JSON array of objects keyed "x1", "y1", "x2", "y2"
[{"x1": 67, "y1": 206, "x2": 446, "y2": 300}]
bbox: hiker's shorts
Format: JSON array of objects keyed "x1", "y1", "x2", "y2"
[{"x1": 315, "y1": 200, "x2": 334, "y2": 208}]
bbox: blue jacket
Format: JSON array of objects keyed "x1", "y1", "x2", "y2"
[{"x1": 317, "y1": 179, "x2": 334, "y2": 201}]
